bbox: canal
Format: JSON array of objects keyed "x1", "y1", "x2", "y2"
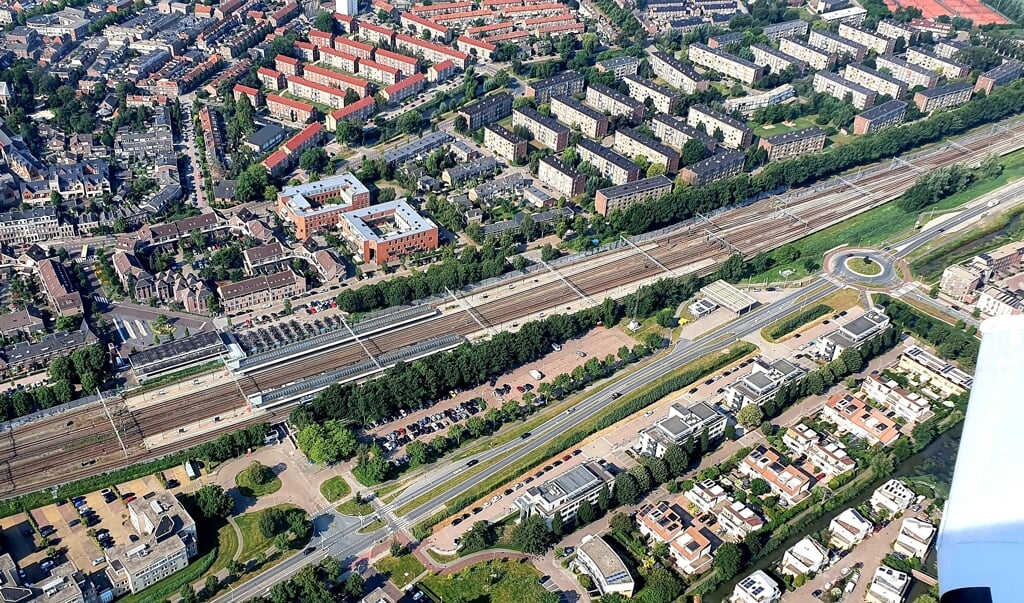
[{"x1": 706, "y1": 422, "x2": 962, "y2": 602}]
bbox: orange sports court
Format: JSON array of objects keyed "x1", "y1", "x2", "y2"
[{"x1": 883, "y1": 0, "x2": 1011, "y2": 25}]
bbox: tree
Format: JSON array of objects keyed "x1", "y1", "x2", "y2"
[
  {"x1": 390, "y1": 539, "x2": 405, "y2": 557},
  {"x1": 240, "y1": 461, "x2": 274, "y2": 486},
  {"x1": 749, "y1": 477, "x2": 770, "y2": 496},
  {"x1": 510, "y1": 514, "x2": 550, "y2": 554},
  {"x1": 196, "y1": 484, "x2": 234, "y2": 520},
  {"x1": 180, "y1": 586, "x2": 198, "y2": 603},
  {"x1": 407, "y1": 440, "x2": 430, "y2": 466},
  {"x1": 577, "y1": 499, "x2": 595, "y2": 525},
  {"x1": 300, "y1": 147, "x2": 330, "y2": 177},
  {"x1": 724, "y1": 422, "x2": 737, "y2": 440},
  {"x1": 614, "y1": 472, "x2": 640, "y2": 506},
  {"x1": 638, "y1": 567, "x2": 683, "y2": 603},
  {"x1": 343, "y1": 573, "x2": 365, "y2": 599},
  {"x1": 453, "y1": 115, "x2": 468, "y2": 133},
  {"x1": 204, "y1": 575, "x2": 219, "y2": 597},
  {"x1": 713, "y1": 542, "x2": 742, "y2": 580},
  {"x1": 663, "y1": 444, "x2": 688, "y2": 477},
  {"x1": 597, "y1": 483, "x2": 610, "y2": 511},
  {"x1": 459, "y1": 521, "x2": 495, "y2": 554},
  {"x1": 735, "y1": 403, "x2": 764, "y2": 427},
  {"x1": 313, "y1": 11, "x2": 335, "y2": 32},
  {"x1": 550, "y1": 512, "x2": 564, "y2": 537}
]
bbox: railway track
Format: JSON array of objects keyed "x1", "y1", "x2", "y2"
[{"x1": 2, "y1": 120, "x2": 1022, "y2": 499}]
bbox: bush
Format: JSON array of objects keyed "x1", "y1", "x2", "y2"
[{"x1": 764, "y1": 304, "x2": 831, "y2": 340}]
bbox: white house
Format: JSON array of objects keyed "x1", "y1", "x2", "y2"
[
  {"x1": 862, "y1": 374, "x2": 930, "y2": 423},
  {"x1": 684, "y1": 479, "x2": 727, "y2": 515},
  {"x1": 573, "y1": 535, "x2": 635, "y2": 598},
  {"x1": 829, "y1": 508, "x2": 873, "y2": 549},
  {"x1": 731, "y1": 569, "x2": 782, "y2": 603},
  {"x1": 717, "y1": 500, "x2": 765, "y2": 539},
  {"x1": 894, "y1": 517, "x2": 935, "y2": 560},
  {"x1": 866, "y1": 565, "x2": 910, "y2": 603},
  {"x1": 670, "y1": 526, "x2": 715, "y2": 575},
  {"x1": 870, "y1": 479, "x2": 915, "y2": 515},
  {"x1": 780, "y1": 536, "x2": 830, "y2": 576}
]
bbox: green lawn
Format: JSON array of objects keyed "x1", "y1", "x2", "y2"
[
  {"x1": 234, "y1": 464, "x2": 282, "y2": 498},
  {"x1": 235, "y1": 504, "x2": 300, "y2": 562},
  {"x1": 743, "y1": 146, "x2": 1024, "y2": 284},
  {"x1": 420, "y1": 559, "x2": 556, "y2": 603},
  {"x1": 753, "y1": 115, "x2": 819, "y2": 138},
  {"x1": 319, "y1": 476, "x2": 351, "y2": 502},
  {"x1": 337, "y1": 499, "x2": 374, "y2": 516},
  {"x1": 846, "y1": 256, "x2": 882, "y2": 275},
  {"x1": 203, "y1": 523, "x2": 239, "y2": 579},
  {"x1": 374, "y1": 553, "x2": 426, "y2": 589}
]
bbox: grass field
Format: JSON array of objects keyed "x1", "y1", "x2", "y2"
[
  {"x1": 234, "y1": 463, "x2": 282, "y2": 498},
  {"x1": 761, "y1": 303, "x2": 833, "y2": 342},
  {"x1": 753, "y1": 115, "x2": 820, "y2": 138},
  {"x1": 911, "y1": 202, "x2": 1024, "y2": 282},
  {"x1": 319, "y1": 476, "x2": 351, "y2": 502},
  {"x1": 743, "y1": 145, "x2": 1024, "y2": 284},
  {"x1": 337, "y1": 499, "x2": 374, "y2": 516},
  {"x1": 235, "y1": 504, "x2": 300, "y2": 562},
  {"x1": 374, "y1": 553, "x2": 426, "y2": 589},
  {"x1": 203, "y1": 523, "x2": 239, "y2": 579},
  {"x1": 846, "y1": 257, "x2": 882, "y2": 275},
  {"x1": 420, "y1": 559, "x2": 554, "y2": 603}
]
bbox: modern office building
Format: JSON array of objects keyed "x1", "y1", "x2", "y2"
[
  {"x1": 276, "y1": 173, "x2": 370, "y2": 239},
  {"x1": 513, "y1": 461, "x2": 615, "y2": 527}
]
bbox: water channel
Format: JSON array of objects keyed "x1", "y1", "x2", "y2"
[{"x1": 706, "y1": 422, "x2": 963, "y2": 602}]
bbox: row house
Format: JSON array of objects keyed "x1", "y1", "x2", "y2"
[
  {"x1": 38, "y1": 258, "x2": 83, "y2": 317},
  {"x1": 550, "y1": 95, "x2": 609, "y2": 139},
  {"x1": 501, "y1": 2, "x2": 567, "y2": 18},
  {"x1": 468, "y1": 20, "x2": 514, "y2": 37},
  {"x1": 218, "y1": 269, "x2": 306, "y2": 314},
  {"x1": 437, "y1": 9, "x2": 498, "y2": 27},
  {"x1": 650, "y1": 50, "x2": 708, "y2": 93},
  {"x1": 585, "y1": 84, "x2": 645, "y2": 122},
  {"x1": 409, "y1": 1, "x2": 472, "y2": 17}
]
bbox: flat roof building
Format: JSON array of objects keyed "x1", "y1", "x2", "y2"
[
  {"x1": 613, "y1": 128, "x2": 680, "y2": 172},
  {"x1": 759, "y1": 127, "x2": 826, "y2": 162},
  {"x1": 700, "y1": 279, "x2": 758, "y2": 313},
  {"x1": 595, "y1": 175, "x2": 673, "y2": 216},
  {"x1": 688, "y1": 43, "x2": 764, "y2": 84},
  {"x1": 514, "y1": 461, "x2": 614, "y2": 527},
  {"x1": 653, "y1": 114, "x2": 717, "y2": 152},
  {"x1": 822, "y1": 393, "x2": 902, "y2": 446},
  {"x1": 679, "y1": 149, "x2": 745, "y2": 186},
  {"x1": 779, "y1": 37, "x2": 836, "y2": 71},
  {"x1": 906, "y1": 47, "x2": 969, "y2": 79},
  {"x1": 732, "y1": 570, "x2": 782, "y2": 603},
  {"x1": 813, "y1": 71, "x2": 877, "y2": 110},
  {"x1": 573, "y1": 535, "x2": 635, "y2": 598},
  {"x1": 898, "y1": 345, "x2": 974, "y2": 397},
  {"x1": 914, "y1": 81, "x2": 973, "y2": 114},
  {"x1": 537, "y1": 155, "x2": 585, "y2": 197},
  {"x1": 650, "y1": 50, "x2": 709, "y2": 93},
  {"x1": 483, "y1": 124, "x2": 527, "y2": 162},
  {"x1": 623, "y1": 74, "x2": 679, "y2": 114},
  {"x1": 635, "y1": 400, "x2": 727, "y2": 458},
  {"x1": 276, "y1": 173, "x2": 370, "y2": 239},
  {"x1": 844, "y1": 62, "x2": 907, "y2": 99},
  {"x1": 740, "y1": 444, "x2": 814, "y2": 504},
  {"x1": 809, "y1": 29, "x2": 867, "y2": 62},
  {"x1": 852, "y1": 99, "x2": 907, "y2": 135},
  {"x1": 576, "y1": 138, "x2": 640, "y2": 185},
  {"x1": 339, "y1": 199, "x2": 438, "y2": 265}
]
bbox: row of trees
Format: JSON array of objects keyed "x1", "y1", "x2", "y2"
[
  {"x1": 0, "y1": 342, "x2": 114, "y2": 422},
  {"x1": 877, "y1": 297, "x2": 980, "y2": 368},
  {"x1": 897, "y1": 164, "x2": 976, "y2": 212},
  {"x1": 606, "y1": 80, "x2": 1024, "y2": 237}
]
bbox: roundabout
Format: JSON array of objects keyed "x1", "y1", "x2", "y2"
[{"x1": 825, "y1": 247, "x2": 908, "y2": 289}]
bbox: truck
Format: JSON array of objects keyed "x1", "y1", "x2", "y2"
[{"x1": 529, "y1": 369, "x2": 544, "y2": 380}]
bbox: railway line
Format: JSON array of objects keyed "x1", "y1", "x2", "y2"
[{"x1": 1, "y1": 119, "x2": 1022, "y2": 499}]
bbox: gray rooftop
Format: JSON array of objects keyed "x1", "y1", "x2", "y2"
[{"x1": 857, "y1": 99, "x2": 907, "y2": 121}]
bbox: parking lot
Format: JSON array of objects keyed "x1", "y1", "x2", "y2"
[
  {"x1": 234, "y1": 310, "x2": 345, "y2": 354},
  {"x1": 364, "y1": 327, "x2": 637, "y2": 460}
]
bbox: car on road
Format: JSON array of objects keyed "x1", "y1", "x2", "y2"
[
  {"x1": 521, "y1": 432, "x2": 531, "y2": 439},
  {"x1": 466, "y1": 459, "x2": 479, "y2": 467},
  {"x1": 610, "y1": 392, "x2": 621, "y2": 399},
  {"x1": 303, "y1": 546, "x2": 316, "y2": 555}
]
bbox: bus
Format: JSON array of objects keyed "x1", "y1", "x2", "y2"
[{"x1": 80, "y1": 244, "x2": 89, "y2": 260}]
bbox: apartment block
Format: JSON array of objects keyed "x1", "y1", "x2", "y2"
[
  {"x1": 398, "y1": 12, "x2": 450, "y2": 42},
  {"x1": 257, "y1": 66, "x2": 285, "y2": 90},
  {"x1": 105, "y1": 492, "x2": 198, "y2": 596},
  {"x1": 852, "y1": 99, "x2": 907, "y2": 134},
  {"x1": 537, "y1": 155, "x2": 585, "y2": 197},
  {"x1": 934, "y1": 39, "x2": 967, "y2": 59},
  {"x1": 751, "y1": 43, "x2": 806, "y2": 75},
  {"x1": 513, "y1": 461, "x2": 614, "y2": 527},
  {"x1": 483, "y1": 124, "x2": 527, "y2": 162},
  {"x1": 277, "y1": 173, "x2": 370, "y2": 239},
  {"x1": 876, "y1": 55, "x2": 939, "y2": 90},
  {"x1": 809, "y1": 29, "x2": 867, "y2": 62},
  {"x1": 595, "y1": 175, "x2": 673, "y2": 216},
  {"x1": 358, "y1": 21, "x2": 396, "y2": 46},
  {"x1": 906, "y1": 47, "x2": 969, "y2": 79},
  {"x1": 576, "y1": 138, "x2": 640, "y2": 185},
  {"x1": 573, "y1": 536, "x2": 635, "y2": 598},
  {"x1": 526, "y1": 71, "x2": 585, "y2": 103},
  {"x1": 759, "y1": 126, "x2": 826, "y2": 162},
  {"x1": 634, "y1": 400, "x2": 726, "y2": 457},
  {"x1": 898, "y1": 345, "x2": 974, "y2": 397},
  {"x1": 459, "y1": 92, "x2": 513, "y2": 130},
  {"x1": 596, "y1": 55, "x2": 641, "y2": 78},
  {"x1": 720, "y1": 356, "x2": 806, "y2": 409},
  {"x1": 512, "y1": 106, "x2": 570, "y2": 151},
  {"x1": 653, "y1": 114, "x2": 716, "y2": 152},
  {"x1": 844, "y1": 62, "x2": 906, "y2": 99},
  {"x1": 383, "y1": 73, "x2": 426, "y2": 104},
  {"x1": 817, "y1": 308, "x2": 890, "y2": 360},
  {"x1": 688, "y1": 43, "x2": 763, "y2": 84},
  {"x1": 613, "y1": 128, "x2": 680, "y2": 172},
  {"x1": 975, "y1": 60, "x2": 1022, "y2": 95},
  {"x1": 822, "y1": 393, "x2": 902, "y2": 446},
  {"x1": 914, "y1": 81, "x2": 973, "y2": 113},
  {"x1": 838, "y1": 22, "x2": 896, "y2": 55},
  {"x1": 585, "y1": 84, "x2": 646, "y2": 122},
  {"x1": 335, "y1": 36, "x2": 374, "y2": 59},
  {"x1": 686, "y1": 104, "x2": 754, "y2": 149},
  {"x1": 326, "y1": 96, "x2": 376, "y2": 129},
  {"x1": 650, "y1": 50, "x2": 708, "y2": 93},
  {"x1": 779, "y1": 37, "x2": 836, "y2": 71},
  {"x1": 740, "y1": 445, "x2": 814, "y2": 504},
  {"x1": 876, "y1": 19, "x2": 916, "y2": 43},
  {"x1": 394, "y1": 33, "x2": 469, "y2": 69},
  {"x1": 813, "y1": 71, "x2": 877, "y2": 110},
  {"x1": 456, "y1": 35, "x2": 496, "y2": 59},
  {"x1": 427, "y1": 59, "x2": 458, "y2": 83},
  {"x1": 550, "y1": 95, "x2": 609, "y2": 139},
  {"x1": 373, "y1": 48, "x2": 419, "y2": 77},
  {"x1": 940, "y1": 263, "x2": 984, "y2": 299},
  {"x1": 761, "y1": 19, "x2": 808, "y2": 41},
  {"x1": 723, "y1": 84, "x2": 796, "y2": 115},
  {"x1": 976, "y1": 285, "x2": 1024, "y2": 317},
  {"x1": 623, "y1": 74, "x2": 679, "y2": 114},
  {"x1": 339, "y1": 199, "x2": 439, "y2": 264},
  {"x1": 820, "y1": 5, "x2": 867, "y2": 25},
  {"x1": 678, "y1": 149, "x2": 745, "y2": 186},
  {"x1": 38, "y1": 258, "x2": 83, "y2": 317},
  {"x1": 287, "y1": 75, "x2": 351, "y2": 109},
  {"x1": 356, "y1": 59, "x2": 400, "y2": 85},
  {"x1": 862, "y1": 374, "x2": 929, "y2": 422},
  {"x1": 319, "y1": 47, "x2": 359, "y2": 73},
  {"x1": 218, "y1": 269, "x2": 306, "y2": 314}
]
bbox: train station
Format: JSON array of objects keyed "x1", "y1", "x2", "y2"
[
  {"x1": 127, "y1": 330, "x2": 228, "y2": 381},
  {"x1": 699, "y1": 279, "x2": 759, "y2": 314}
]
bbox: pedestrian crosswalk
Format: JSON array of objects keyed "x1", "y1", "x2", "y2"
[
  {"x1": 891, "y1": 283, "x2": 917, "y2": 298},
  {"x1": 93, "y1": 295, "x2": 109, "y2": 304}
]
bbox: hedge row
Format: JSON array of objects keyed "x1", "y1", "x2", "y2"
[{"x1": 763, "y1": 304, "x2": 832, "y2": 341}]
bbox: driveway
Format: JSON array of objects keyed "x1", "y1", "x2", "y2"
[{"x1": 208, "y1": 444, "x2": 323, "y2": 515}]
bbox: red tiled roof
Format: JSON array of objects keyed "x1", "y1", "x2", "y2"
[
  {"x1": 266, "y1": 93, "x2": 314, "y2": 111},
  {"x1": 284, "y1": 122, "x2": 324, "y2": 152},
  {"x1": 458, "y1": 35, "x2": 496, "y2": 51},
  {"x1": 385, "y1": 72, "x2": 425, "y2": 94},
  {"x1": 400, "y1": 12, "x2": 450, "y2": 33}
]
